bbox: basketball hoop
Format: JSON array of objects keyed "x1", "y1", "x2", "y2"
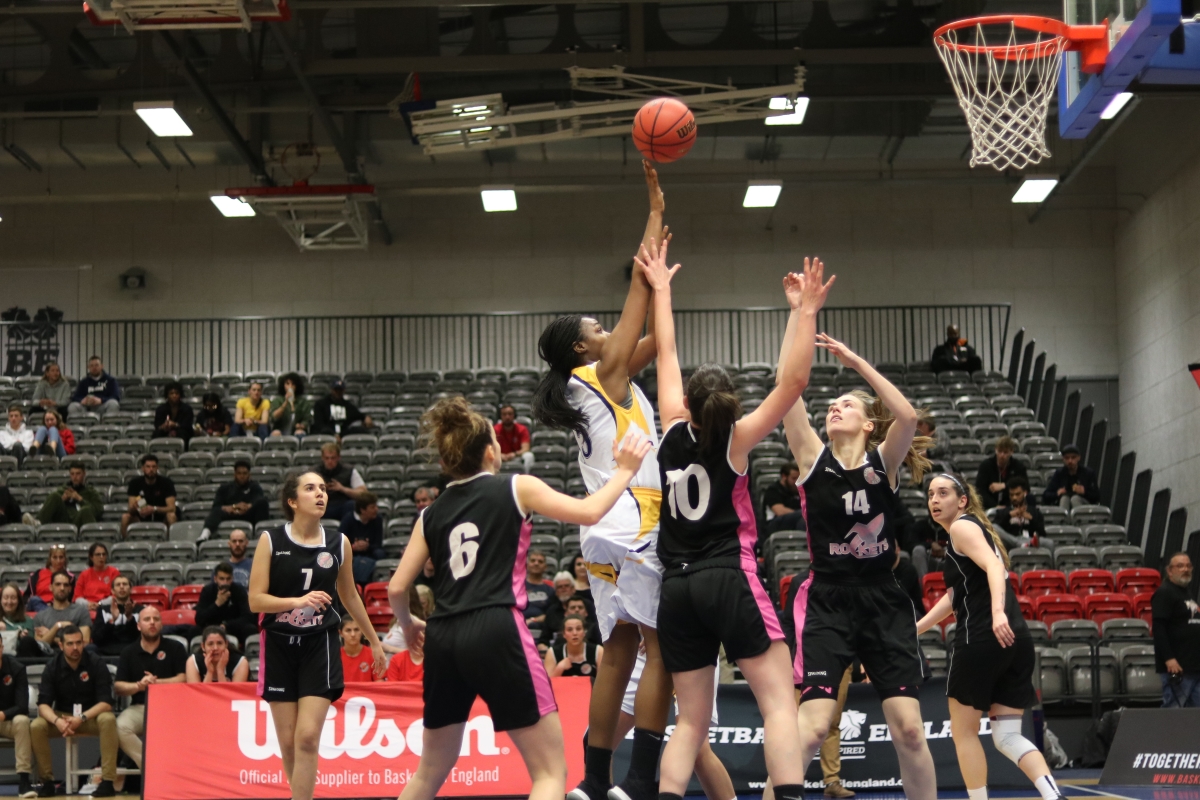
[{"x1": 933, "y1": 15, "x2": 1108, "y2": 171}]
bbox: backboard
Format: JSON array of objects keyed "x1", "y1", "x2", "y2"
[{"x1": 1060, "y1": 0, "x2": 1200, "y2": 138}]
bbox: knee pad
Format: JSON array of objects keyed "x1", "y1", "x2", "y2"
[{"x1": 990, "y1": 716, "x2": 1037, "y2": 766}]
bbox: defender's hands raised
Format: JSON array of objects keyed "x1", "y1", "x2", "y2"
[
  {"x1": 815, "y1": 333, "x2": 861, "y2": 368},
  {"x1": 634, "y1": 236, "x2": 681, "y2": 292}
]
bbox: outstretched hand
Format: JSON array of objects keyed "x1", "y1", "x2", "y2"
[
  {"x1": 612, "y1": 430, "x2": 653, "y2": 473},
  {"x1": 797, "y1": 257, "x2": 834, "y2": 314},
  {"x1": 634, "y1": 236, "x2": 681, "y2": 292},
  {"x1": 644, "y1": 160, "x2": 665, "y2": 214},
  {"x1": 814, "y1": 333, "x2": 859, "y2": 367}
]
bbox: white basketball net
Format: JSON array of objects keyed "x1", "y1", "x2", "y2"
[{"x1": 935, "y1": 21, "x2": 1067, "y2": 172}]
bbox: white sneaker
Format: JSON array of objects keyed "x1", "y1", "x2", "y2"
[
  {"x1": 79, "y1": 780, "x2": 98, "y2": 795},
  {"x1": 198, "y1": 528, "x2": 212, "y2": 542},
  {"x1": 21, "y1": 513, "x2": 36, "y2": 527}
]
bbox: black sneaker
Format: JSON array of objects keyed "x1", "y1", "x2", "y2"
[
  {"x1": 568, "y1": 775, "x2": 611, "y2": 800},
  {"x1": 18, "y1": 774, "x2": 35, "y2": 799},
  {"x1": 608, "y1": 777, "x2": 658, "y2": 800},
  {"x1": 93, "y1": 780, "x2": 116, "y2": 798},
  {"x1": 36, "y1": 781, "x2": 55, "y2": 798}
]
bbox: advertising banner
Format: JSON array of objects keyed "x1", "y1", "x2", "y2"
[{"x1": 1100, "y1": 709, "x2": 1200, "y2": 786}]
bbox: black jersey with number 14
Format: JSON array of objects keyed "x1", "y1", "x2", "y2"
[
  {"x1": 421, "y1": 472, "x2": 533, "y2": 618},
  {"x1": 260, "y1": 524, "x2": 343, "y2": 635}
]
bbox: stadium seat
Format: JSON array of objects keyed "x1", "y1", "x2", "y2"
[
  {"x1": 1065, "y1": 645, "x2": 1118, "y2": 698},
  {"x1": 160, "y1": 608, "x2": 196, "y2": 626},
  {"x1": 1115, "y1": 567, "x2": 1160, "y2": 596},
  {"x1": 1083, "y1": 593, "x2": 1134, "y2": 625},
  {"x1": 363, "y1": 582, "x2": 389, "y2": 607},
  {"x1": 1021, "y1": 569, "x2": 1067, "y2": 597},
  {"x1": 131, "y1": 586, "x2": 170, "y2": 609},
  {"x1": 1070, "y1": 505, "x2": 1111, "y2": 526},
  {"x1": 1035, "y1": 594, "x2": 1083, "y2": 625},
  {"x1": 1025, "y1": 619, "x2": 1049, "y2": 642},
  {"x1": 1054, "y1": 546, "x2": 1099, "y2": 573},
  {"x1": 1119, "y1": 645, "x2": 1160, "y2": 697},
  {"x1": 1083, "y1": 524, "x2": 1127, "y2": 547},
  {"x1": 1132, "y1": 592, "x2": 1154, "y2": 626},
  {"x1": 126, "y1": 522, "x2": 168, "y2": 542},
  {"x1": 1036, "y1": 647, "x2": 1066, "y2": 702},
  {"x1": 1099, "y1": 545, "x2": 1143, "y2": 571},
  {"x1": 1100, "y1": 618, "x2": 1151, "y2": 644},
  {"x1": 185, "y1": 561, "x2": 220, "y2": 585},
  {"x1": 37, "y1": 523, "x2": 79, "y2": 542},
  {"x1": 171, "y1": 585, "x2": 203, "y2": 609},
  {"x1": 1067, "y1": 568, "x2": 1115, "y2": 596},
  {"x1": 921, "y1": 573, "x2": 947, "y2": 604},
  {"x1": 1017, "y1": 595, "x2": 1035, "y2": 620},
  {"x1": 366, "y1": 607, "x2": 392, "y2": 632},
  {"x1": 111, "y1": 542, "x2": 152, "y2": 564},
  {"x1": 1009, "y1": 547, "x2": 1053, "y2": 574},
  {"x1": 79, "y1": 522, "x2": 120, "y2": 544},
  {"x1": 1050, "y1": 618, "x2": 1099, "y2": 644},
  {"x1": 1045, "y1": 525, "x2": 1084, "y2": 547},
  {"x1": 925, "y1": 648, "x2": 948, "y2": 679}
]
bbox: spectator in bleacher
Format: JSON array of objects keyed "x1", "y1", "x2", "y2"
[
  {"x1": 0, "y1": 583, "x2": 34, "y2": 653},
  {"x1": 269, "y1": 372, "x2": 312, "y2": 437},
  {"x1": 1042, "y1": 444, "x2": 1100, "y2": 510},
  {"x1": 763, "y1": 462, "x2": 805, "y2": 534},
  {"x1": 37, "y1": 462, "x2": 103, "y2": 529},
  {"x1": 412, "y1": 485, "x2": 437, "y2": 511},
  {"x1": 0, "y1": 487, "x2": 25, "y2": 528},
  {"x1": 66, "y1": 356, "x2": 121, "y2": 418},
  {"x1": 413, "y1": 558, "x2": 436, "y2": 590},
  {"x1": 113, "y1": 606, "x2": 187, "y2": 772},
  {"x1": 340, "y1": 617, "x2": 379, "y2": 684},
  {"x1": 316, "y1": 442, "x2": 369, "y2": 520},
  {"x1": 194, "y1": 562, "x2": 257, "y2": 645},
  {"x1": 915, "y1": 412, "x2": 946, "y2": 461},
  {"x1": 540, "y1": 572, "x2": 581, "y2": 646},
  {"x1": 231, "y1": 381, "x2": 271, "y2": 440},
  {"x1": 929, "y1": 325, "x2": 983, "y2": 375},
  {"x1": 1153, "y1": 552, "x2": 1200, "y2": 708},
  {"x1": 523, "y1": 549, "x2": 553, "y2": 631},
  {"x1": 544, "y1": 591, "x2": 602, "y2": 649},
  {"x1": 121, "y1": 454, "x2": 177, "y2": 539},
  {"x1": 494, "y1": 404, "x2": 534, "y2": 471},
  {"x1": 975, "y1": 436, "x2": 1028, "y2": 510},
  {"x1": 29, "y1": 572, "x2": 91, "y2": 656},
  {"x1": 340, "y1": 492, "x2": 384, "y2": 586},
  {"x1": 73, "y1": 544, "x2": 120, "y2": 611},
  {"x1": 226, "y1": 528, "x2": 253, "y2": 588},
  {"x1": 194, "y1": 392, "x2": 231, "y2": 438},
  {"x1": 199, "y1": 459, "x2": 269, "y2": 542},
  {"x1": 310, "y1": 380, "x2": 372, "y2": 437},
  {"x1": 995, "y1": 476, "x2": 1047, "y2": 550},
  {"x1": 30, "y1": 624, "x2": 119, "y2": 797},
  {"x1": 90, "y1": 576, "x2": 141, "y2": 657},
  {"x1": 23, "y1": 547, "x2": 73, "y2": 614},
  {"x1": 185, "y1": 625, "x2": 250, "y2": 683},
  {"x1": 29, "y1": 410, "x2": 73, "y2": 459},
  {"x1": 31, "y1": 362, "x2": 70, "y2": 420},
  {"x1": 544, "y1": 615, "x2": 603, "y2": 681},
  {"x1": 0, "y1": 633, "x2": 34, "y2": 798},
  {"x1": 153, "y1": 381, "x2": 193, "y2": 448},
  {"x1": 0, "y1": 406, "x2": 33, "y2": 466}
]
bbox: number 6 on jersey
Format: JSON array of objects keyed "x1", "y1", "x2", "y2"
[{"x1": 448, "y1": 522, "x2": 481, "y2": 579}]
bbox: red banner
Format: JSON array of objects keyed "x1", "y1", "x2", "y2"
[{"x1": 143, "y1": 679, "x2": 590, "y2": 800}]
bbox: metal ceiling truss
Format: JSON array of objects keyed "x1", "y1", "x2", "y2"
[
  {"x1": 82, "y1": 0, "x2": 289, "y2": 33},
  {"x1": 405, "y1": 65, "x2": 806, "y2": 155},
  {"x1": 226, "y1": 185, "x2": 376, "y2": 251}
]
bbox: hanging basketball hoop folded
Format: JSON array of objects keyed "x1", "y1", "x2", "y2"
[{"x1": 934, "y1": 16, "x2": 1108, "y2": 171}]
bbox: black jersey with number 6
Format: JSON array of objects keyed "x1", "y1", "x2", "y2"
[
  {"x1": 656, "y1": 421, "x2": 758, "y2": 571},
  {"x1": 260, "y1": 524, "x2": 344, "y2": 635},
  {"x1": 422, "y1": 472, "x2": 533, "y2": 618},
  {"x1": 800, "y1": 447, "x2": 899, "y2": 585}
]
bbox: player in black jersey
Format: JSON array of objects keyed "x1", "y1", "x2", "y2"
[
  {"x1": 638, "y1": 236, "x2": 834, "y2": 800},
  {"x1": 386, "y1": 397, "x2": 651, "y2": 800},
  {"x1": 918, "y1": 475, "x2": 1065, "y2": 800},
  {"x1": 779, "y1": 331, "x2": 937, "y2": 800},
  {"x1": 247, "y1": 470, "x2": 386, "y2": 800}
]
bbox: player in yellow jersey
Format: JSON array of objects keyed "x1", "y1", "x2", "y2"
[{"x1": 532, "y1": 161, "x2": 669, "y2": 800}]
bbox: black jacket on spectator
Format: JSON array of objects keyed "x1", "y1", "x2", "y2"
[
  {"x1": 91, "y1": 601, "x2": 143, "y2": 656},
  {"x1": 994, "y1": 502, "x2": 1046, "y2": 548},
  {"x1": 195, "y1": 581, "x2": 255, "y2": 629},
  {"x1": 931, "y1": 338, "x2": 983, "y2": 374},
  {"x1": 153, "y1": 401, "x2": 194, "y2": 444},
  {"x1": 1152, "y1": 580, "x2": 1200, "y2": 673},
  {"x1": 310, "y1": 397, "x2": 365, "y2": 437},
  {"x1": 0, "y1": 487, "x2": 21, "y2": 526},
  {"x1": 975, "y1": 456, "x2": 1029, "y2": 510},
  {"x1": 116, "y1": 638, "x2": 188, "y2": 705},
  {"x1": 317, "y1": 463, "x2": 356, "y2": 510},
  {"x1": 203, "y1": 479, "x2": 270, "y2": 534},
  {"x1": 196, "y1": 405, "x2": 232, "y2": 436},
  {"x1": 1041, "y1": 464, "x2": 1101, "y2": 506},
  {"x1": 340, "y1": 511, "x2": 384, "y2": 560},
  {"x1": 0, "y1": 656, "x2": 29, "y2": 720},
  {"x1": 39, "y1": 648, "x2": 114, "y2": 714}
]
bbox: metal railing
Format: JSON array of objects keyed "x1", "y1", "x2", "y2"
[{"x1": 0, "y1": 304, "x2": 1011, "y2": 379}]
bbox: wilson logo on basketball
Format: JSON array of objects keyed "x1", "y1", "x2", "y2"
[{"x1": 676, "y1": 119, "x2": 696, "y2": 139}]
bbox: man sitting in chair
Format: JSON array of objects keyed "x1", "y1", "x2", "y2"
[
  {"x1": 114, "y1": 607, "x2": 187, "y2": 780},
  {"x1": 0, "y1": 634, "x2": 34, "y2": 798}
]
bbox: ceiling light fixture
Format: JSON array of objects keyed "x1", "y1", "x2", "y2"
[
  {"x1": 743, "y1": 179, "x2": 783, "y2": 208},
  {"x1": 1011, "y1": 178, "x2": 1058, "y2": 204},
  {"x1": 481, "y1": 186, "x2": 518, "y2": 212},
  {"x1": 133, "y1": 100, "x2": 193, "y2": 137},
  {"x1": 765, "y1": 96, "x2": 809, "y2": 126},
  {"x1": 209, "y1": 193, "x2": 256, "y2": 218}
]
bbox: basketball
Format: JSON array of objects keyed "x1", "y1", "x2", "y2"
[{"x1": 632, "y1": 97, "x2": 697, "y2": 163}]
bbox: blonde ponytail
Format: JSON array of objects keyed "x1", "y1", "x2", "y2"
[{"x1": 846, "y1": 389, "x2": 934, "y2": 485}]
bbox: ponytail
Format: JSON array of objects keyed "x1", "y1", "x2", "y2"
[
  {"x1": 940, "y1": 473, "x2": 1010, "y2": 569},
  {"x1": 422, "y1": 397, "x2": 493, "y2": 479},
  {"x1": 686, "y1": 364, "x2": 742, "y2": 457},
  {"x1": 846, "y1": 389, "x2": 933, "y2": 485},
  {"x1": 533, "y1": 315, "x2": 590, "y2": 443}
]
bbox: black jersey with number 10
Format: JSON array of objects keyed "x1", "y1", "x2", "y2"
[
  {"x1": 260, "y1": 524, "x2": 344, "y2": 635},
  {"x1": 421, "y1": 472, "x2": 533, "y2": 618}
]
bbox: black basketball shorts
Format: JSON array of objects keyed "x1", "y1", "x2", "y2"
[
  {"x1": 258, "y1": 628, "x2": 344, "y2": 703},
  {"x1": 424, "y1": 605, "x2": 558, "y2": 732},
  {"x1": 946, "y1": 635, "x2": 1037, "y2": 712},
  {"x1": 792, "y1": 574, "x2": 925, "y2": 701},
  {"x1": 657, "y1": 565, "x2": 785, "y2": 674}
]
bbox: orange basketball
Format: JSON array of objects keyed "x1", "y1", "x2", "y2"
[{"x1": 632, "y1": 98, "x2": 696, "y2": 163}]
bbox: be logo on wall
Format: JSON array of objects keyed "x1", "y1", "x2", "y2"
[{"x1": 1, "y1": 307, "x2": 62, "y2": 378}]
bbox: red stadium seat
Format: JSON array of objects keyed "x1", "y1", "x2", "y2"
[
  {"x1": 160, "y1": 609, "x2": 196, "y2": 626},
  {"x1": 1068, "y1": 568, "x2": 1115, "y2": 596},
  {"x1": 1116, "y1": 568, "x2": 1160, "y2": 597},
  {"x1": 131, "y1": 586, "x2": 170, "y2": 610},
  {"x1": 1008, "y1": 571, "x2": 1020, "y2": 596},
  {"x1": 1021, "y1": 570, "x2": 1067, "y2": 597},
  {"x1": 366, "y1": 607, "x2": 392, "y2": 633},
  {"x1": 1133, "y1": 592, "x2": 1155, "y2": 627},
  {"x1": 363, "y1": 582, "x2": 389, "y2": 607},
  {"x1": 922, "y1": 573, "x2": 947, "y2": 604},
  {"x1": 1083, "y1": 593, "x2": 1134, "y2": 625},
  {"x1": 171, "y1": 585, "x2": 204, "y2": 609},
  {"x1": 1017, "y1": 594, "x2": 1035, "y2": 620},
  {"x1": 779, "y1": 574, "x2": 794, "y2": 610},
  {"x1": 1034, "y1": 594, "x2": 1083, "y2": 625}
]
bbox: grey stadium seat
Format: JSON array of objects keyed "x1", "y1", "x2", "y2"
[{"x1": 1065, "y1": 645, "x2": 1118, "y2": 699}]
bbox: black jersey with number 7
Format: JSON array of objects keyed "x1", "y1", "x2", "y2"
[{"x1": 261, "y1": 524, "x2": 344, "y2": 635}]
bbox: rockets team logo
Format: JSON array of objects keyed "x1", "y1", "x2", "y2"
[{"x1": 828, "y1": 513, "x2": 889, "y2": 559}]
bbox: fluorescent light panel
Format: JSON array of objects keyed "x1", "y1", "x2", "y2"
[
  {"x1": 766, "y1": 96, "x2": 809, "y2": 126},
  {"x1": 133, "y1": 101, "x2": 193, "y2": 137},
  {"x1": 743, "y1": 180, "x2": 782, "y2": 208},
  {"x1": 481, "y1": 186, "x2": 517, "y2": 212},
  {"x1": 210, "y1": 194, "x2": 256, "y2": 218},
  {"x1": 1011, "y1": 178, "x2": 1058, "y2": 204},
  {"x1": 1100, "y1": 92, "x2": 1133, "y2": 120}
]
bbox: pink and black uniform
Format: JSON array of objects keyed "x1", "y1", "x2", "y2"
[
  {"x1": 791, "y1": 447, "x2": 925, "y2": 701},
  {"x1": 655, "y1": 421, "x2": 784, "y2": 672},
  {"x1": 420, "y1": 472, "x2": 556, "y2": 731}
]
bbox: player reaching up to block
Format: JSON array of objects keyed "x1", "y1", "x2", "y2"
[
  {"x1": 386, "y1": 397, "x2": 652, "y2": 800},
  {"x1": 638, "y1": 233, "x2": 834, "y2": 800}
]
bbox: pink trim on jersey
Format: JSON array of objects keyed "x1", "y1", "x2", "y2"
[
  {"x1": 511, "y1": 607, "x2": 558, "y2": 718},
  {"x1": 791, "y1": 573, "x2": 814, "y2": 684},
  {"x1": 255, "y1": 630, "x2": 267, "y2": 697},
  {"x1": 733, "y1": 473, "x2": 784, "y2": 641},
  {"x1": 511, "y1": 516, "x2": 533, "y2": 611}
]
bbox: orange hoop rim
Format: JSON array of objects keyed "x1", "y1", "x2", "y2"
[{"x1": 933, "y1": 14, "x2": 1108, "y2": 61}]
